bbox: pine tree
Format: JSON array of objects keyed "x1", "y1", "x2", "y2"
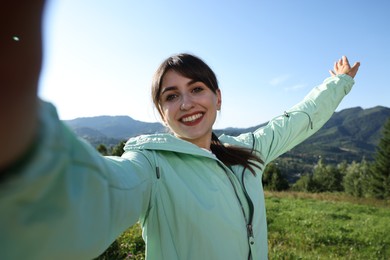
[{"x1": 369, "y1": 118, "x2": 390, "y2": 199}]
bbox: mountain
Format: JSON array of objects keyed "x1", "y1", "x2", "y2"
[
  {"x1": 64, "y1": 115, "x2": 166, "y2": 147},
  {"x1": 64, "y1": 106, "x2": 390, "y2": 166}
]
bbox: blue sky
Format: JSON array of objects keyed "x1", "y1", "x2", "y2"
[{"x1": 39, "y1": 0, "x2": 390, "y2": 128}]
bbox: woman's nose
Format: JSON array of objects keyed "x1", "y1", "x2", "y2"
[{"x1": 180, "y1": 95, "x2": 194, "y2": 111}]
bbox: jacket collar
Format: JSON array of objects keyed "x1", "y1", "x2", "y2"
[{"x1": 123, "y1": 133, "x2": 217, "y2": 159}]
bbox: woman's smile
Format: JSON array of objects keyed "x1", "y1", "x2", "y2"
[{"x1": 180, "y1": 112, "x2": 204, "y2": 124}]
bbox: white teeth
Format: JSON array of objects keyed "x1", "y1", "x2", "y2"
[{"x1": 182, "y1": 113, "x2": 203, "y2": 122}]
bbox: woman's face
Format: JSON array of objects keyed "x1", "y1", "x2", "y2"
[{"x1": 159, "y1": 70, "x2": 221, "y2": 149}]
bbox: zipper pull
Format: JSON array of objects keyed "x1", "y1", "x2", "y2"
[
  {"x1": 247, "y1": 224, "x2": 254, "y2": 244},
  {"x1": 247, "y1": 224, "x2": 253, "y2": 237},
  {"x1": 246, "y1": 224, "x2": 255, "y2": 246}
]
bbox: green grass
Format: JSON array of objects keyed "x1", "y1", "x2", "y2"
[
  {"x1": 97, "y1": 192, "x2": 390, "y2": 259},
  {"x1": 265, "y1": 191, "x2": 390, "y2": 259}
]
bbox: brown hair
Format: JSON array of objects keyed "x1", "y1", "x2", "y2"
[{"x1": 152, "y1": 53, "x2": 263, "y2": 174}]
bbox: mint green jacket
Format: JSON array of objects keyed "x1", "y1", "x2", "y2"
[{"x1": 0, "y1": 75, "x2": 354, "y2": 260}]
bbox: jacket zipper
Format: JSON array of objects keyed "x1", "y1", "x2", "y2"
[
  {"x1": 218, "y1": 161, "x2": 255, "y2": 260},
  {"x1": 241, "y1": 165, "x2": 254, "y2": 238},
  {"x1": 218, "y1": 162, "x2": 249, "y2": 223},
  {"x1": 242, "y1": 171, "x2": 255, "y2": 260},
  {"x1": 217, "y1": 134, "x2": 258, "y2": 259},
  {"x1": 241, "y1": 133, "x2": 257, "y2": 260}
]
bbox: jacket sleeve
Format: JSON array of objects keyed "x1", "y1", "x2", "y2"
[
  {"x1": 0, "y1": 101, "x2": 154, "y2": 260},
  {"x1": 254, "y1": 74, "x2": 355, "y2": 164}
]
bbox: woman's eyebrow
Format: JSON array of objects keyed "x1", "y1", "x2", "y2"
[
  {"x1": 160, "y1": 86, "x2": 177, "y2": 95},
  {"x1": 187, "y1": 79, "x2": 198, "y2": 86},
  {"x1": 161, "y1": 80, "x2": 201, "y2": 95}
]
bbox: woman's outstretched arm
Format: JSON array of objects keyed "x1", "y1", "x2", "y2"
[
  {"x1": 0, "y1": 1, "x2": 46, "y2": 173},
  {"x1": 253, "y1": 56, "x2": 360, "y2": 164}
]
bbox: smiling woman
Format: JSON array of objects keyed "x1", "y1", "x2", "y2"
[{"x1": 0, "y1": 1, "x2": 360, "y2": 260}]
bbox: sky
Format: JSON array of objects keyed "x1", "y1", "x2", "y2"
[{"x1": 38, "y1": 0, "x2": 390, "y2": 129}]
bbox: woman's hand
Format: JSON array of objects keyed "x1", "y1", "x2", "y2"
[
  {"x1": 0, "y1": 0, "x2": 45, "y2": 173},
  {"x1": 329, "y1": 56, "x2": 360, "y2": 79}
]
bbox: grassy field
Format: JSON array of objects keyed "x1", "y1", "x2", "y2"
[
  {"x1": 97, "y1": 192, "x2": 390, "y2": 259},
  {"x1": 265, "y1": 191, "x2": 390, "y2": 259}
]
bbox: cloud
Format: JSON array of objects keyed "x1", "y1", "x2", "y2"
[
  {"x1": 284, "y1": 84, "x2": 306, "y2": 91},
  {"x1": 268, "y1": 74, "x2": 307, "y2": 92},
  {"x1": 269, "y1": 74, "x2": 290, "y2": 86}
]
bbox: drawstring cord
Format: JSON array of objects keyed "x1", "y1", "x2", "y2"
[{"x1": 284, "y1": 110, "x2": 313, "y2": 130}]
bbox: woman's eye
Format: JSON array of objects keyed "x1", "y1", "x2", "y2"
[
  {"x1": 165, "y1": 94, "x2": 178, "y2": 101},
  {"x1": 192, "y1": 87, "x2": 204, "y2": 93}
]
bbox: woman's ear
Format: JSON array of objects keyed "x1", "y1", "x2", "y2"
[{"x1": 216, "y1": 89, "x2": 222, "y2": 111}]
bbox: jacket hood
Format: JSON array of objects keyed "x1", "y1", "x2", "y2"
[{"x1": 123, "y1": 133, "x2": 218, "y2": 159}]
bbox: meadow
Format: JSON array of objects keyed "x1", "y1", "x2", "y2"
[
  {"x1": 97, "y1": 192, "x2": 390, "y2": 259},
  {"x1": 266, "y1": 191, "x2": 389, "y2": 259}
]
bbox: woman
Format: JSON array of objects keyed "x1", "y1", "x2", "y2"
[{"x1": 0, "y1": 2, "x2": 360, "y2": 260}]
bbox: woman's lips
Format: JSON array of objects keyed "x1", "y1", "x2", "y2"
[{"x1": 180, "y1": 112, "x2": 204, "y2": 125}]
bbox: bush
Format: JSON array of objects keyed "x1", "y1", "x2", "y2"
[
  {"x1": 95, "y1": 224, "x2": 145, "y2": 260},
  {"x1": 262, "y1": 163, "x2": 289, "y2": 191}
]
